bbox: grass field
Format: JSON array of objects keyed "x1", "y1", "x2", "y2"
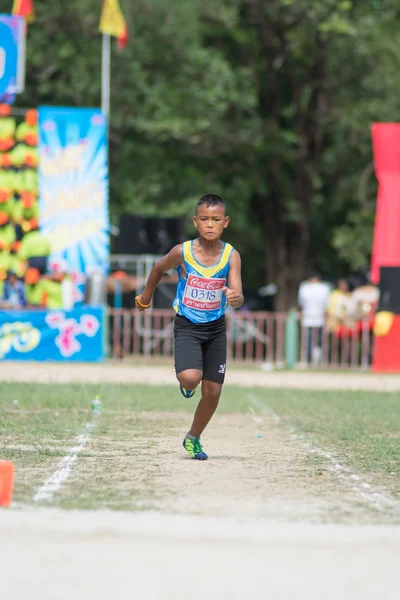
[{"x1": 2, "y1": 381, "x2": 400, "y2": 520}]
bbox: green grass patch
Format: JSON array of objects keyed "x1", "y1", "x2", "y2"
[
  {"x1": 264, "y1": 389, "x2": 400, "y2": 483},
  {"x1": 1, "y1": 382, "x2": 400, "y2": 507}
]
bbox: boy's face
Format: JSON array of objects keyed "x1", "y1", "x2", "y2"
[{"x1": 193, "y1": 204, "x2": 229, "y2": 241}]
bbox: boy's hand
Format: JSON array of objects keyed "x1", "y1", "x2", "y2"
[
  {"x1": 222, "y1": 286, "x2": 242, "y2": 306},
  {"x1": 135, "y1": 295, "x2": 151, "y2": 311}
]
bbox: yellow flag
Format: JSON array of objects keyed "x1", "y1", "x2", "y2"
[{"x1": 99, "y1": 0, "x2": 128, "y2": 47}]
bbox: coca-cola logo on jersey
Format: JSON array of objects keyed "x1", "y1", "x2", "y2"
[{"x1": 189, "y1": 276, "x2": 225, "y2": 290}]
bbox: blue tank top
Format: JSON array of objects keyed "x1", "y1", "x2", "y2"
[{"x1": 173, "y1": 240, "x2": 234, "y2": 324}]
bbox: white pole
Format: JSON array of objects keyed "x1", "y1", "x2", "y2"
[{"x1": 101, "y1": 34, "x2": 111, "y2": 116}]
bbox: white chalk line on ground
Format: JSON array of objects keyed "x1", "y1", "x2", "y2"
[
  {"x1": 247, "y1": 394, "x2": 398, "y2": 514},
  {"x1": 33, "y1": 422, "x2": 95, "y2": 503}
]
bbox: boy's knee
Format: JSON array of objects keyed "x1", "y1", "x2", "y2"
[{"x1": 177, "y1": 369, "x2": 202, "y2": 390}]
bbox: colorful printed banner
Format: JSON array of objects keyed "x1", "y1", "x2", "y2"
[
  {"x1": 0, "y1": 306, "x2": 105, "y2": 361},
  {"x1": 38, "y1": 107, "x2": 109, "y2": 276},
  {"x1": 0, "y1": 15, "x2": 25, "y2": 103}
]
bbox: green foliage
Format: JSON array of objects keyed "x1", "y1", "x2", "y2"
[
  {"x1": 2, "y1": 0, "x2": 398, "y2": 305},
  {"x1": 332, "y1": 209, "x2": 376, "y2": 271}
]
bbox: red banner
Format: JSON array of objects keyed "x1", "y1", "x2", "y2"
[{"x1": 370, "y1": 123, "x2": 400, "y2": 284}]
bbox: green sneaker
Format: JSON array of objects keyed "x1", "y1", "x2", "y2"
[
  {"x1": 180, "y1": 384, "x2": 195, "y2": 399},
  {"x1": 182, "y1": 435, "x2": 208, "y2": 460}
]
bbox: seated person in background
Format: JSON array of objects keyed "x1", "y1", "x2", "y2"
[
  {"x1": 24, "y1": 267, "x2": 64, "y2": 310},
  {"x1": 2, "y1": 269, "x2": 26, "y2": 308},
  {"x1": 24, "y1": 267, "x2": 46, "y2": 308},
  {"x1": 41, "y1": 276, "x2": 64, "y2": 310},
  {"x1": 19, "y1": 218, "x2": 50, "y2": 275},
  {"x1": 326, "y1": 278, "x2": 354, "y2": 334},
  {"x1": 351, "y1": 270, "x2": 379, "y2": 330}
]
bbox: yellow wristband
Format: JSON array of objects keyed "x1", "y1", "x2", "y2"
[{"x1": 136, "y1": 295, "x2": 151, "y2": 308}]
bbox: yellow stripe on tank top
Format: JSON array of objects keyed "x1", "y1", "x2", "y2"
[{"x1": 183, "y1": 241, "x2": 233, "y2": 278}]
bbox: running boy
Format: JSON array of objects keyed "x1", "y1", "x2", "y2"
[{"x1": 135, "y1": 194, "x2": 244, "y2": 460}]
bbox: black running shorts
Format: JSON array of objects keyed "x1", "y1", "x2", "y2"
[{"x1": 174, "y1": 314, "x2": 227, "y2": 384}]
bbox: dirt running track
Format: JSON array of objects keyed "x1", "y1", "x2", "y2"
[{"x1": 2, "y1": 362, "x2": 400, "y2": 600}]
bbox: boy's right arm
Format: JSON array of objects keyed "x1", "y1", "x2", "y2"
[{"x1": 135, "y1": 244, "x2": 183, "y2": 311}]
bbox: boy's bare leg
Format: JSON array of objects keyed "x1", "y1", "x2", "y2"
[{"x1": 188, "y1": 379, "x2": 222, "y2": 438}]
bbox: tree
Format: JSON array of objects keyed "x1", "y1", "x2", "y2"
[
  {"x1": 326, "y1": 2, "x2": 400, "y2": 275},
  {"x1": 7, "y1": 0, "x2": 400, "y2": 308},
  {"x1": 198, "y1": 0, "x2": 396, "y2": 308}
]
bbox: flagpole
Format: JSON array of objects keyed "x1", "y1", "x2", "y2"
[{"x1": 101, "y1": 33, "x2": 111, "y2": 116}]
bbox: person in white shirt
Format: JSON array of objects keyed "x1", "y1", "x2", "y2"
[{"x1": 298, "y1": 272, "x2": 330, "y2": 363}]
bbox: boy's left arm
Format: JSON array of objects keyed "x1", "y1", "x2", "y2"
[{"x1": 223, "y1": 250, "x2": 244, "y2": 309}]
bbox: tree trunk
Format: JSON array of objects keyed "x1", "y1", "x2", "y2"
[
  {"x1": 245, "y1": 5, "x2": 327, "y2": 310},
  {"x1": 264, "y1": 217, "x2": 309, "y2": 311}
]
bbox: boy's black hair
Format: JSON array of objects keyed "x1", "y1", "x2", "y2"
[{"x1": 196, "y1": 194, "x2": 226, "y2": 214}]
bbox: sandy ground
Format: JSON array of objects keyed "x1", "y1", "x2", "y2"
[
  {"x1": 2, "y1": 361, "x2": 400, "y2": 599},
  {"x1": 2, "y1": 359, "x2": 400, "y2": 390},
  {"x1": 2, "y1": 509, "x2": 400, "y2": 600}
]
